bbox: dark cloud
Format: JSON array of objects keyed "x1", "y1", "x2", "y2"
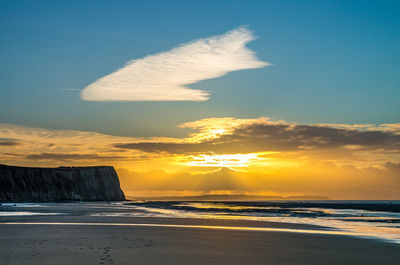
[
  {"x1": 114, "y1": 123, "x2": 400, "y2": 154},
  {"x1": 0, "y1": 140, "x2": 20, "y2": 146},
  {"x1": 25, "y1": 153, "x2": 127, "y2": 161},
  {"x1": 385, "y1": 162, "x2": 400, "y2": 174}
]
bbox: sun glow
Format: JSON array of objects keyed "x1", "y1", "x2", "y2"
[
  {"x1": 210, "y1": 128, "x2": 226, "y2": 135},
  {"x1": 185, "y1": 153, "x2": 259, "y2": 168}
]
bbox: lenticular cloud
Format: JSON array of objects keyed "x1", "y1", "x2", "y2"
[{"x1": 81, "y1": 27, "x2": 269, "y2": 101}]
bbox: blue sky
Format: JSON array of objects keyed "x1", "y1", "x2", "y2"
[{"x1": 1, "y1": 0, "x2": 399, "y2": 137}]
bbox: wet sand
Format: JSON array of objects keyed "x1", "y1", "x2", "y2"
[{"x1": 0, "y1": 203, "x2": 399, "y2": 265}]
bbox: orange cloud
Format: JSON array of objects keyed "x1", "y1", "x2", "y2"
[{"x1": 1, "y1": 118, "x2": 399, "y2": 199}]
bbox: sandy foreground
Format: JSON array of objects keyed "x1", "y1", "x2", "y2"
[{"x1": 0, "y1": 203, "x2": 399, "y2": 265}]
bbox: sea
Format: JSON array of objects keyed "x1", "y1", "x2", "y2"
[
  {"x1": 1, "y1": 200, "x2": 400, "y2": 244},
  {"x1": 121, "y1": 200, "x2": 400, "y2": 243}
]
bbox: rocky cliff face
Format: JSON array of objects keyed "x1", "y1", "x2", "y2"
[{"x1": 0, "y1": 164, "x2": 125, "y2": 202}]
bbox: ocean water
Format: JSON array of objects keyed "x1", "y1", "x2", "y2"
[
  {"x1": 123, "y1": 200, "x2": 400, "y2": 243},
  {"x1": 1, "y1": 200, "x2": 399, "y2": 244}
]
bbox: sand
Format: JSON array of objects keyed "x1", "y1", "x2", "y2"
[{"x1": 0, "y1": 203, "x2": 399, "y2": 265}]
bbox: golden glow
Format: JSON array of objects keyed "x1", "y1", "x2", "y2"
[
  {"x1": 210, "y1": 128, "x2": 226, "y2": 135},
  {"x1": 1, "y1": 117, "x2": 399, "y2": 199},
  {"x1": 185, "y1": 153, "x2": 259, "y2": 168}
]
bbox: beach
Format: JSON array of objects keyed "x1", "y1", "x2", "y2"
[{"x1": 0, "y1": 202, "x2": 399, "y2": 265}]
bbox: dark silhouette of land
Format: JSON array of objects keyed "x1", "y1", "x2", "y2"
[{"x1": 0, "y1": 164, "x2": 125, "y2": 202}]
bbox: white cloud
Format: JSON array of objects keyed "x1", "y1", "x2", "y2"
[{"x1": 80, "y1": 27, "x2": 269, "y2": 101}]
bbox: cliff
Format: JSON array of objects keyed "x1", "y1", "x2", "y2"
[{"x1": 0, "y1": 164, "x2": 125, "y2": 202}]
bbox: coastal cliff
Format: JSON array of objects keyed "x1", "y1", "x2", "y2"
[{"x1": 0, "y1": 164, "x2": 125, "y2": 202}]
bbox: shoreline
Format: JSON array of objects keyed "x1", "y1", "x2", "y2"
[
  {"x1": 1, "y1": 202, "x2": 400, "y2": 264},
  {"x1": 1, "y1": 220, "x2": 396, "y2": 244},
  {"x1": 1, "y1": 217, "x2": 399, "y2": 265}
]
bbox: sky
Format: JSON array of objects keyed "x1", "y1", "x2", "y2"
[{"x1": 1, "y1": 0, "x2": 399, "y2": 199}]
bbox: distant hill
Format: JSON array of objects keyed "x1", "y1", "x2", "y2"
[
  {"x1": 127, "y1": 194, "x2": 329, "y2": 201},
  {"x1": 0, "y1": 164, "x2": 125, "y2": 202}
]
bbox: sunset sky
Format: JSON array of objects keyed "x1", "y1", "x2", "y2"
[{"x1": 1, "y1": 0, "x2": 399, "y2": 199}]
